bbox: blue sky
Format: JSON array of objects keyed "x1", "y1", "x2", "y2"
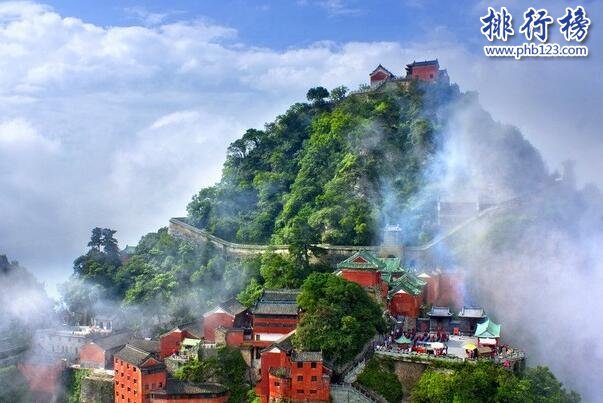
[
  {"x1": 0, "y1": 0, "x2": 600, "y2": 294},
  {"x1": 42, "y1": 0, "x2": 479, "y2": 48}
]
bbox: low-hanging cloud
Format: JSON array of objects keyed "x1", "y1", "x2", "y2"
[{"x1": 0, "y1": 0, "x2": 601, "y2": 304}]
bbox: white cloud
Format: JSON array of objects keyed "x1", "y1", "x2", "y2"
[
  {"x1": 0, "y1": 0, "x2": 600, "y2": 309},
  {"x1": 0, "y1": 117, "x2": 58, "y2": 151}
]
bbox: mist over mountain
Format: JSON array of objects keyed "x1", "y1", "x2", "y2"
[
  {"x1": 0, "y1": 255, "x2": 54, "y2": 334},
  {"x1": 51, "y1": 76, "x2": 601, "y2": 400}
]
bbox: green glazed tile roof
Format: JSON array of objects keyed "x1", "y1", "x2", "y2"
[
  {"x1": 474, "y1": 319, "x2": 501, "y2": 338},
  {"x1": 336, "y1": 250, "x2": 386, "y2": 270},
  {"x1": 379, "y1": 257, "x2": 402, "y2": 273}
]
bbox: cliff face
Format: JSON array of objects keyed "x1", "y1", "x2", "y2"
[{"x1": 79, "y1": 371, "x2": 114, "y2": 403}]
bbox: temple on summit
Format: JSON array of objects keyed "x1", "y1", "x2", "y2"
[{"x1": 369, "y1": 59, "x2": 450, "y2": 89}]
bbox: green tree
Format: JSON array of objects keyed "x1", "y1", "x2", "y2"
[
  {"x1": 306, "y1": 86, "x2": 330, "y2": 105},
  {"x1": 293, "y1": 273, "x2": 385, "y2": 363},
  {"x1": 357, "y1": 358, "x2": 404, "y2": 402},
  {"x1": 411, "y1": 370, "x2": 454, "y2": 403},
  {"x1": 87, "y1": 227, "x2": 102, "y2": 250},
  {"x1": 330, "y1": 85, "x2": 348, "y2": 102},
  {"x1": 237, "y1": 278, "x2": 264, "y2": 307}
]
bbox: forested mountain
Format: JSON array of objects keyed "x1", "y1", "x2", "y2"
[
  {"x1": 64, "y1": 79, "x2": 552, "y2": 328},
  {"x1": 187, "y1": 82, "x2": 459, "y2": 247}
]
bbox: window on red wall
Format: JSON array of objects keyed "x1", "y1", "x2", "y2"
[
  {"x1": 297, "y1": 389, "x2": 304, "y2": 394},
  {"x1": 311, "y1": 376, "x2": 317, "y2": 381},
  {"x1": 311, "y1": 362, "x2": 317, "y2": 368},
  {"x1": 310, "y1": 390, "x2": 317, "y2": 394},
  {"x1": 274, "y1": 381, "x2": 280, "y2": 386},
  {"x1": 297, "y1": 375, "x2": 303, "y2": 381},
  {"x1": 297, "y1": 362, "x2": 303, "y2": 368}
]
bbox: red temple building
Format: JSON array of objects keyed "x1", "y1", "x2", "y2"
[
  {"x1": 251, "y1": 289, "x2": 300, "y2": 349},
  {"x1": 256, "y1": 331, "x2": 331, "y2": 403},
  {"x1": 366, "y1": 59, "x2": 450, "y2": 91},
  {"x1": 114, "y1": 340, "x2": 166, "y2": 403},
  {"x1": 202, "y1": 298, "x2": 249, "y2": 345},
  {"x1": 336, "y1": 251, "x2": 425, "y2": 317},
  {"x1": 419, "y1": 270, "x2": 464, "y2": 309},
  {"x1": 405, "y1": 59, "x2": 443, "y2": 81},
  {"x1": 160, "y1": 326, "x2": 201, "y2": 359},
  {"x1": 79, "y1": 329, "x2": 133, "y2": 369},
  {"x1": 115, "y1": 337, "x2": 229, "y2": 403},
  {"x1": 369, "y1": 64, "x2": 395, "y2": 87},
  {"x1": 335, "y1": 250, "x2": 388, "y2": 298}
]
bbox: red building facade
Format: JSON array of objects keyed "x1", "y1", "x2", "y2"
[
  {"x1": 80, "y1": 330, "x2": 133, "y2": 369},
  {"x1": 336, "y1": 251, "x2": 387, "y2": 298},
  {"x1": 420, "y1": 271, "x2": 464, "y2": 309},
  {"x1": 160, "y1": 328, "x2": 198, "y2": 359},
  {"x1": 389, "y1": 289, "x2": 422, "y2": 318},
  {"x1": 202, "y1": 298, "x2": 249, "y2": 344},
  {"x1": 256, "y1": 332, "x2": 330, "y2": 403},
  {"x1": 405, "y1": 60, "x2": 440, "y2": 81},
  {"x1": 114, "y1": 343, "x2": 167, "y2": 403},
  {"x1": 369, "y1": 64, "x2": 395, "y2": 86},
  {"x1": 251, "y1": 289, "x2": 300, "y2": 348}
]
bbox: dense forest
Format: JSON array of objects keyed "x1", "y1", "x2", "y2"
[{"x1": 187, "y1": 81, "x2": 458, "y2": 247}]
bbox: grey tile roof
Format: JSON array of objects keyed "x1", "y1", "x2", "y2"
[
  {"x1": 260, "y1": 289, "x2": 300, "y2": 302},
  {"x1": 114, "y1": 345, "x2": 159, "y2": 367},
  {"x1": 253, "y1": 302, "x2": 298, "y2": 316},
  {"x1": 151, "y1": 379, "x2": 228, "y2": 396},
  {"x1": 92, "y1": 330, "x2": 133, "y2": 351},
  {"x1": 180, "y1": 322, "x2": 203, "y2": 339},
  {"x1": 252, "y1": 289, "x2": 299, "y2": 316},
  {"x1": 407, "y1": 59, "x2": 439, "y2": 67},
  {"x1": 428, "y1": 306, "x2": 452, "y2": 317},
  {"x1": 291, "y1": 351, "x2": 323, "y2": 362},
  {"x1": 459, "y1": 307, "x2": 485, "y2": 318},
  {"x1": 220, "y1": 298, "x2": 247, "y2": 316},
  {"x1": 127, "y1": 338, "x2": 160, "y2": 354}
]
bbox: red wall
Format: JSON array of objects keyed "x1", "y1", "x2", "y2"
[
  {"x1": 257, "y1": 350, "x2": 287, "y2": 401},
  {"x1": 114, "y1": 357, "x2": 166, "y2": 403},
  {"x1": 341, "y1": 269, "x2": 381, "y2": 288},
  {"x1": 257, "y1": 349, "x2": 330, "y2": 403},
  {"x1": 18, "y1": 361, "x2": 64, "y2": 395},
  {"x1": 370, "y1": 70, "x2": 390, "y2": 85},
  {"x1": 225, "y1": 329, "x2": 244, "y2": 347},
  {"x1": 409, "y1": 65, "x2": 439, "y2": 81},
  {"x1": 435, "y1": 273, "x2": 464, "y2": 309},
  {"x1": 289, "y1": 360, "x2": 330, "y2": 402},
  {"x1": 390, "y1": 292, "x2": 422, "y2": 318},
  {"x1": 423, "y1": 276, "x2": 439, "y2": 305},
  {"x1": 80, "y1": 343, "x2": 106, "y2": 368},
  {"x1": 268, "y1": 373, "x2": 291, "y2": 401},
  {"x1": 160, "y1": 330, "x2": 194, "y2": 359},
  {"x1": 422, "y1": 273, "x2": 464, "y2": 309},
  {"x1": 203, "y1": 313, "x2": 234, "y2": 342}
]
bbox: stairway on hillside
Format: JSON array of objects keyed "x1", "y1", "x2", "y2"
[
  {"x1": 343, "y1": 359, "x2": 367, "y2": 384},
  {"x1": 331, "y1": 384, "x2": 376, "y2": 403}
]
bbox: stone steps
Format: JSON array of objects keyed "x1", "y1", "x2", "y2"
[{"x1": 331, "y1": 384, "x2": 376, "y2": 403}]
